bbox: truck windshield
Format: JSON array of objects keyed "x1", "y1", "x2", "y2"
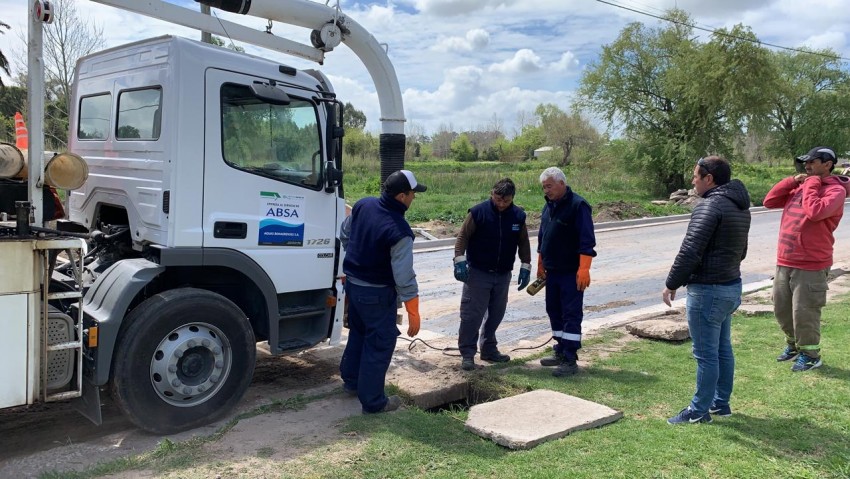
[{"x1": 220, "y1": 83, "x2": 322, "y2": 188}]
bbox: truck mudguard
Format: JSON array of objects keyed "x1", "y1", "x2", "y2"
[
  {"x1": 81, "y1": 258, "x2": 165, "y2": 385},
  {"x1": 157, "y1": 247, "x2": 279, "y2": 334}
]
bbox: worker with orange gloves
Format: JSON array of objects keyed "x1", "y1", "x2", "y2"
[
  {"x1": 339, "y1": 170, "x2": 425, "y2": 414},
  {"x1": 535, "y1": 166, "x2": 596, "y2": 377}
]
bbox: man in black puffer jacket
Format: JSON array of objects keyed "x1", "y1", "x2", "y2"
[{"x1": 662, "y1": 156, "x2": 751, "y2": 425}]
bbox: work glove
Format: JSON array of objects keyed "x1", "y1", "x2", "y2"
[
  {"x1": 517, "y1": 263, "x2": 531, "y2": 290},
  {"x1": 577, "y1": 254, "x2": 593, "y2": 291},
  {"x1": 453, "y1": 255, "x2": 469, "y2": 282},
  {"x1": 537, "y1": 254, "x2": 546, "y2": 280},
  {"x1": 404, "y1": 296, "x2": 421, "y2": 337}
]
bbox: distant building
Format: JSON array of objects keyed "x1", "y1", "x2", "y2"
[{"x1": 533, "y1": 146, "x2": 554, "y2": 158}]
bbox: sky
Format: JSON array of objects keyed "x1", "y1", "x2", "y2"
[{"x1": 1, "y1": 0, "x2": 849, "y2": 137}]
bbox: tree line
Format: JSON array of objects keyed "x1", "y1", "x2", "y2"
[
  {"x1": 345, "y1": 9, "x2": 849, "y2": 194},
  {"x1": 579, "y1": 9, "x2": 850, "y2": 193},
  {"x1": 2, "y1": 7, "x2": 848, "y2": 194}
]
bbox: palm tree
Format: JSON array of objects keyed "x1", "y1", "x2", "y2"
[{"x1": 0, "y1": 20, "x2": 11, "y2": 88}]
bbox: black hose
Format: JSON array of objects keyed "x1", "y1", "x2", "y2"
[
  {"x1": 379, "y1": 133, "x2": 406, "y2": 184},
  {"x1": 31, "y1": 226, "x2": 91, "y2": 239}
]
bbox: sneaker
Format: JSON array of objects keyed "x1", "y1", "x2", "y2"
[
  {"x1": 667, "y1": 407, "x2": 712, "y2": 425},
  {"x1": 480, "y1": 351, "x2": 510, "y2": 363},
  {"x1": 791, "y1": 353, "x2": 822, "y2": 372},
  {"x1": 461, "y1": 358, "x2": 476, "y2": 371},
  {"x1": 364, "y1": 395, "x2": 402, "y2": 414},
  {"x1": 776, "y1": 345, "x2": 799, "y2": 362},
  {"x1": 343, "y1": 386, "x2": 358, "y2": 397},
  {"x1": 708, "y1": 404, "x2": 732, "y2": 417},
  {"x1": 552, "y1": 360, "x2": 578, "y2": 377},
  {"x1": 540, "y1": 354, "x2": 565, "y2": 367}
]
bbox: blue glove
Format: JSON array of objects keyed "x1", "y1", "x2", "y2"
[
  {"x1": 454, "y1": 256, "x2": 469, "y2": 282},
  {"x1": 517, "y1": 265, "x2": 531, "y2": 290}
]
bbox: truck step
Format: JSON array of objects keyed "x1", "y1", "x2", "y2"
[
  {"x1": 277, "y1": 339, "x2": 312, "y2": 351},
  {"x1": 278, "y1": 305, "x2": 326, "y2": 321}
]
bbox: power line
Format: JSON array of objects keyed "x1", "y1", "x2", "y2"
[{"x1": 595, "y1": 0, "x2": 850, "y2": 62}]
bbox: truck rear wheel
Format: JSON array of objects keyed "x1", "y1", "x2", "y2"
[{"x1": 110, "y1": 288, "x2": 256, "y2": 434}]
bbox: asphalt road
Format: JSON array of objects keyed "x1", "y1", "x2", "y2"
[{"x1": 413, "y1": 202, "x2": 850, "y2": 347}]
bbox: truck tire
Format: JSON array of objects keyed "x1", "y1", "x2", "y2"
[{"x1": 110, "y1": 288, "x2": 256, "y2": 434}]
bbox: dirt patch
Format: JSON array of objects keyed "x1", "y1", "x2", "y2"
[
  {"x1": 593, "y1": 201, "x2": 650, "y2": 223},
  {"x1": 415, "y1": 211, "x2": 543, "y2": 240},
  {"x1": 415, "y1": 220, "x2": 460, "y2": 239},
  {"x1": 582, "y1": 330, "x2": 643, "y2": 362},
  {"x1": 586, "y1": 299, "x2": 635, "y2": 313}
]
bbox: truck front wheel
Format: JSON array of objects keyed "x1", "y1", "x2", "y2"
[{"x1": 110, "y1": 288, "x2": 256, "y2": 434}]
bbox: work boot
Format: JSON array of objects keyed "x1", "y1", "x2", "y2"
[
  {"x1": 552, "y1": 359, "x2": 578, "y2": 377},
  {"x1": 480, "y1": 351, "x2": 510, "y2": 363},
  {"x1": 461, "y1": 357, "x2": 476, "y2": 371},
  {"x1": 540, "y1": 354, "x2": 565, "y2": 367},
  {"x1": 364, "y1": 395, "x2": 402, "y2": 414}
]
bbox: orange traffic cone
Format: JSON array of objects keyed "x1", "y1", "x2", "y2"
[{"x1": 15, "y1": 112, "x2": 28, "y2": 149}]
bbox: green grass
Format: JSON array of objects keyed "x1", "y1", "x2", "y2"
[
  {"x1": 341, "y1": 155, "x2": 797, "y2": 224},
  {"x1": 46, "y1": 296, "x2": 850, "y2": 479},
  {"x1": 274, "y1": 298, "x2": 850, "y2": 478},
  {"x1": 265, "y1": 296, "x2": 850, "y2": 479}
]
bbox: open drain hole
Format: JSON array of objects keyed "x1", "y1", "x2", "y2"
[{"x1": 424, "y1": 383, "x2": 506, "y2": 413}]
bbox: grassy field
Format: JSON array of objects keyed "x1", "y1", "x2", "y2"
[
  {"x1": 340, "y1": 155, "x2": 798, "y2": 225},
  {"x1": 51, "y1": 293, "x2": 850, "y2": 479}
]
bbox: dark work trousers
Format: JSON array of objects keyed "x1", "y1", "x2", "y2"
[
  {"x1": 458, "y1": 267, "x2": 512, "y2": 359},
  {"x1": 339, "y1": 281, "x2": 400, "y2": 413},
  {"x1": 545, "y1": 270, "x2": 584, "y2": 361}
]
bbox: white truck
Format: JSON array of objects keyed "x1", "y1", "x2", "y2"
[{"x1": 0, "y1": 0, "x2": 406, "y2": 434}]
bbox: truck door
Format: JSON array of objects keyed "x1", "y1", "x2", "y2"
[{"x1": 203, "y1": 68, "x2": 337, "y2": 294}]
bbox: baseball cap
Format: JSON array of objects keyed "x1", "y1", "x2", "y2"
[
  {"x1": 797, "y1": 146, "x2": 836, "y2": 163},
  {"x1": 383, "y1": 170, "x2": 427, "y2": 196}
]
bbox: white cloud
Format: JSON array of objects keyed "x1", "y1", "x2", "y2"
[
  {"x1": 803, "y1": 31, "x2": 848, "y2": 53},
  {"x1": 551, "y1": 51, "x2": 579, "y2": 73},
  {"x1": 488, "y1": 49, "x2": 544, "y2": 74},
  {"x1": 404, "y1": 84, "x2": 573, "y2": 136},
  {"x1": 2, "y1": 0, "x2": 850, "y2": 137},
  {"x1": 356, "y1": 3, "x2": 397, "y2": 27},
  {"x1": 432, "y1": 29, "x2": 490, "y2": 53},
  {"x1": 411, "y1": 0, "x2": 519, "y2": 16},
  {"x1": 637, "y1": 0, "x2": 776, "y2": 17}
]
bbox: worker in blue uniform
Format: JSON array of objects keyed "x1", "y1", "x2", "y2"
[
  {"x1": 536, "y1": 167, "x2": 596, "y2": 377},
  {"x1": 339, "y1": 170, "x2": 425, "y2": 413},
  {"x1": 453, "y1": 178, "x2": 532, "y2": 371}
]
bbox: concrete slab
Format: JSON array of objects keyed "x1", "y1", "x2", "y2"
[
  {"x1": 626, "y1": 318, "x2": 689, "y2": 341},
  {"x1": 465, "y1": 389, "x2": 623, "y2": 450}
]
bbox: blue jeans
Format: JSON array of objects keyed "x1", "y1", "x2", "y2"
[
  {"x1": 686, "y1": 281, "x2": 742, "y2": 415},
  {"x1": 339, "y1": 281, "x2": 400, "y2": 413}
]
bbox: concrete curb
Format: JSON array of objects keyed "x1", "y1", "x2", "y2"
[{"x1": 412, "y1": 205, "x2": 783, "y2": 251}]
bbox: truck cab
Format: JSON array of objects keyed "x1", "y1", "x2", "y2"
[
  {"x1": 69, "y1": 36, "x2": 346, "y2": 355},
  {"x1": 3, "y1": 0, "x2": 405, "y2": 435},
  {"x1": 46, "y1": 36, "x2": 348, "y2": 433}
]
